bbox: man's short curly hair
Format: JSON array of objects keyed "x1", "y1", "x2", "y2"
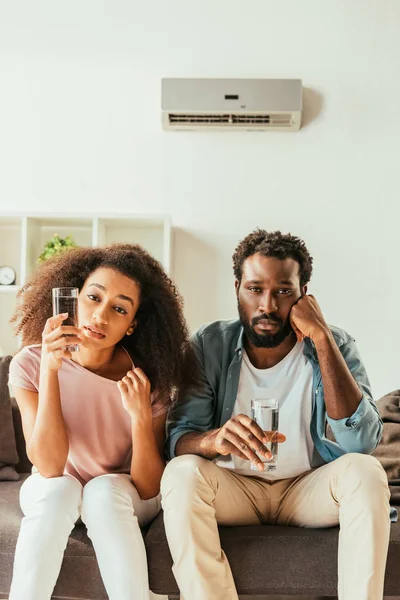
[{"x1": 233, "y1": 229, "x2": 313, "y2": 288}]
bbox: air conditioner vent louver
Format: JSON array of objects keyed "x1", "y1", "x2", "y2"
[{"x1": 168, "y1": 113, "x2": 292, "y2": 127}]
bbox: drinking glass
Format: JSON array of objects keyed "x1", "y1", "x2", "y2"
[
  {"x1": 250, "y1": 398, "x2": 279, "y2": 472},
  {"x1": 52, "y1": 287, "x2": 80, "y2": 352}
]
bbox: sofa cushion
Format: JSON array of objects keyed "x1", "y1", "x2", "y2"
[
  {"x1": 0, "y1": 356, "x2": 19, "y2": 481},
  {"x1": 145, "y1": 510, "x2": 400, "y2": 597}
]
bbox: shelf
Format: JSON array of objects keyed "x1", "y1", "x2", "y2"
[
  {"x1": 0, "y1": 291, "x2": 19, "y2": 356},
  {"x1": 0, "y1": 212, "x2": 172, "y2": 356},
  {"x1": 25, "y1": 217, "x2": 93, "y2": 279},
  {"x1": 0, "y1": 218, "x2": 22, "y2": 286},
  {"x1": 95, "y1": 218, "x2": 164, "y2": 265}
]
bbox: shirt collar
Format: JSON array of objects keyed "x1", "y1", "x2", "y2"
[{"x1": 235, "y1": 326, "x2": 245, "y2": 353}]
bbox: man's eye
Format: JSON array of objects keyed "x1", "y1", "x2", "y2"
[
  {"x1": 278, "y1": 289, "x2": 291, "y2": 295},
  {"x1": 114, "y1": 306, "x2": 127, "y2": 315},
  {"x1": 248, "y1": 287, "x2": 261, "y2": 293}
]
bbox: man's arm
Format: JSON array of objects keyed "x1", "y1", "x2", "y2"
[
  {"x1": 313, "y1": 329, "x2": 362, "y2": 420},
  {"x1": 166, "y1": 329, "x2": 218, "y2": 460},
  {"x1": 175, "y1": 429, "x2": 219, "y2": 459},
  {"x1": 291, "y1": 295, "x2": 382, "y2": 453}
]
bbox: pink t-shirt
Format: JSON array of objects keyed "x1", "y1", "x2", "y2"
[{"x1": 9, "y1": 345, "x2": 169, "y2": 485}]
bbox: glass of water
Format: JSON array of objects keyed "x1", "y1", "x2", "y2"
[
  {"x1": 250, "y1": 398, "x2": 279, "y2": 472},
  {"x1": 52, "y1": 287, "x2": 80, "y2": 352}
]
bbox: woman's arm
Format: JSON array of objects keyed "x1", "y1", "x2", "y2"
[
  {"x1": 15, "y1": 369, "x2": 69, "y2": 478},
  {"x1": 129, "y1": 413, "x2": 166, "y2": 499},
  {"x1": 15, "y1": 313, "x2": 84, "y2": 478},
  {"x1": 118, "y1": 368, "x2": 167, "y2": 499}
]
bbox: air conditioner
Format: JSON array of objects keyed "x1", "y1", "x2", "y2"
[{"x1": 162, "y1": 78, "x2": 302, "y2": 131}]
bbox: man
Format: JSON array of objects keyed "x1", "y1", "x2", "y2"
[{"x1": 161, "y1": 229, "x2": 391, "y2": 600}]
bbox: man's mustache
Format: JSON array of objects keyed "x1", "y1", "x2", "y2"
[{"x1": 251, "y1": 314, "x2": 282, "y2": 327}]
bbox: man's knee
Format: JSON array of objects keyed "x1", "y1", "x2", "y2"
[
  {"x1": 161, "y1": 455, "x2": 211, "y2": 500},
  {"x1": 340, "y1": 453, "x2": 389, "y2": 494}
]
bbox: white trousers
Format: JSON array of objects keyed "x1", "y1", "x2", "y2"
[{"x1": 9, "y1": 472, "x2": 168, "y2": 600}]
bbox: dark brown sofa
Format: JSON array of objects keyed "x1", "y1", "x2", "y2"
[{"x1": 1, "y1": 400, "x2": 400, "y2": 599}]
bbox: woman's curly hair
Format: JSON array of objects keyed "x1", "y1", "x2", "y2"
[
  {"x1": 233, "y1": 229, "x2": 313, "y2": 288},
  {"x1": 11, "y1": 243, "x2": 199, "y2": 401}
]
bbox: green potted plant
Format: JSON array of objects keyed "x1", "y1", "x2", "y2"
[{"x1": 37, "y1": 234, "x2": 77, "y2": 263}]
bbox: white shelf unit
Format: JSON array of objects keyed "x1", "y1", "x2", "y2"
[{"x1": 0, "y1": 213, "x2": 171, "y2": 356}]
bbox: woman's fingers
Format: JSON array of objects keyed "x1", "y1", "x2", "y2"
[
  {"x1": 125, "y1": 369, "x2": 150, "y2": 393},
  {"x1": 117, "y1": 380, "x2": 128, "y2": 394},
  {"x1": 121, "y1": 375, "x2": 134, "y2": 390},
  {"x1": 43, "y1": 313, "x2": 68, "y2": 335},
  {"x1": 131, "y1": 368, "x2": 149, "y2": 384},
  {"x1": 44, "y1": 335, "x2": 83, "y2": 353},
  {"x1": 45, "y1": 325, "x2": 82, "y2": 343}
]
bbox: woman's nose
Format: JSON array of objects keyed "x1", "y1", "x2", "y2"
[{"x1": 92, "y1": 310, "x2": 107, "y2": 325}]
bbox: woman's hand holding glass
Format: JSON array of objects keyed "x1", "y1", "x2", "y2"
[
  {"x1": 118, "y1": 368, "x2": 153, "y2": 423},
  {"x1": 41, "y1": 313, "x2": 85, "y2": 371}
]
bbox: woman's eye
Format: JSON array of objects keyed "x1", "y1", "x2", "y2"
[
  {"x1": 87, "y1": 294, "x2": 99, "y2": 302},
  {"x1": 114, "y1": 306, "x2": 127, "y2": 315}
]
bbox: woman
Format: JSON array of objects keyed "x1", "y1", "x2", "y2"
[{"x1": 8, "y1": 243, "x2": 198, "y2": 600}]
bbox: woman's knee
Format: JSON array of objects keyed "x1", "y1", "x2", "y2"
[
  {"x1": 21, "y1": 474, "x2": 82, "y2": 518},
  {"x1": 82, "y1": 474, "x2": 136, "y2": 518}
]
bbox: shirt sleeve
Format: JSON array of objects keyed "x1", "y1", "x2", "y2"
[
  {"x1": 8, "y1": 347, "x2": 40, "y2": 393},
  {"x1": 325, "y1": 337, "x2": 382, "y2": 454},
  {"x1": 166, "y1": 330, "x2": 216, "y2": 459}
]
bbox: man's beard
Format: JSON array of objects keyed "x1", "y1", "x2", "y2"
[{"x1": 238, "y1": 302, "x2": 293, "y2": 348}]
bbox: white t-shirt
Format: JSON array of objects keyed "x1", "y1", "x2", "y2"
[{"x1": 215, "y1": 341, "x2": 314, "y2": 480}]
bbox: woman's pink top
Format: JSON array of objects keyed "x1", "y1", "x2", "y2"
[{"x1": 9, "y1": 345, "x2": 169, "y2": 485}]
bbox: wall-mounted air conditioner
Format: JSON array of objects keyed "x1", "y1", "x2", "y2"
[{"x1": 162, "y1": 78, "x2": 302, "y2": 131}]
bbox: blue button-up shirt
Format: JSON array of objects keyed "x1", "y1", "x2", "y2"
[
  {"x1": 167, "y1": 319, "x2": 382, "y2": 461},
  {"x1": 167, "y1": 319, "x2": 396, "y2": 522}
]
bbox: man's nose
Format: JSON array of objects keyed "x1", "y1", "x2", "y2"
[{"x1": 259, "y1": 292, "x2": 278, "y2": 314}]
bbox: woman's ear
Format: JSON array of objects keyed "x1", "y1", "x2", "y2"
[{"x1": 126, "y1": 321, "x2": 136, "y2": 336}]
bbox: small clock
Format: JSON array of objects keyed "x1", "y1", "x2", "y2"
[{"x1": 0, "y1": 266, "x2": 16, "y2": 285}]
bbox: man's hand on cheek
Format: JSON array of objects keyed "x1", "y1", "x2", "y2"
[{"x1": 289, "y1": 294, "x2": 329, "y2": 343}]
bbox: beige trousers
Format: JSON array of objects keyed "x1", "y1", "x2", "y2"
[{"x1": 161, "y1": 453, "x2": 391, "y2": 600}]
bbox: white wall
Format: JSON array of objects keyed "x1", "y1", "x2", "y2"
[{"x1": 0, "y1": 0, "x2": 399, "y2": 397}]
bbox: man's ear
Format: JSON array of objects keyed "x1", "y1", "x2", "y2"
[
  {"x1": 302, "y1": 285, "x2": 308, "y2": 295},
  {"x1": 235, "y1": 280, "x2": 240, "y2": 296}
]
